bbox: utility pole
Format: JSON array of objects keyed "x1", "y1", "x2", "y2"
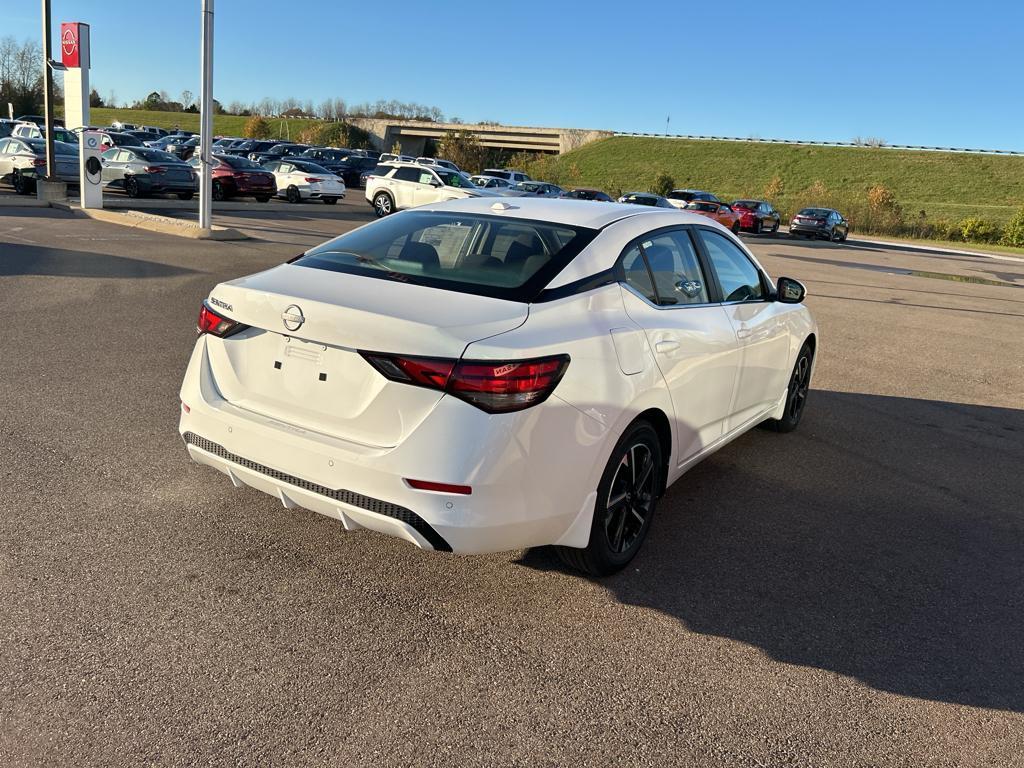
[
  {"x1": 198, "y1": 0, "x2": 214, "y2": 230},
  {"x1": 40, "y1": 0, "x2": 55, "y2": 179}
]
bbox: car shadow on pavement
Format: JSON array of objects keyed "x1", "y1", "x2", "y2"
[
  {"x1": 0, "y1": 243, "x2": 197, "y2": 278},
  {"x1": 520, "y1": 390, "x2": 1024, "y2": 712}
]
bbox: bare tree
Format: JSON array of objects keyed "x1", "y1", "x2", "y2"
[{"x1": 180, "y1": 89, "x2": 193, "y2": 109}]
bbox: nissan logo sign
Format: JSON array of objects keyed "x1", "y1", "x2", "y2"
[{"x1": 281, "y1": 305, "x2": 304, "y2": 331}]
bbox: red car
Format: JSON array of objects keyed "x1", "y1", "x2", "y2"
[
  {"x1": 188, "y1": 153, "x2": 276, "y2": 202},
  {"x1": 731, "y1": 199, "x2": 782, "y2": 233}
]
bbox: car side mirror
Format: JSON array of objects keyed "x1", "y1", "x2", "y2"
[{"x1": 776, "y1": 277, "x2": 806, "y2": 303}]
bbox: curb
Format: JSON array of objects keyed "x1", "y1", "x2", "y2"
[
  {"x1": 49, "y1": 202, "x2": 247, "y2": 241},
  {"x1": 842, "y1": 236, "x2": 1024, "y2": 262}
]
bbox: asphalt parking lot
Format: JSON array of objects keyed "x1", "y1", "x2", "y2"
[{"x1": 2, "y1": 200, "x2": 1023, "y2": 766}]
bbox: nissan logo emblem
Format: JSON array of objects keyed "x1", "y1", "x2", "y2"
[{"x1": 281, "y1": 304, "x2": 304, "y2": 331}]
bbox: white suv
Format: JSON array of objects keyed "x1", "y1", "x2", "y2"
[
  {"x1": 483, "y1": 168, "x2": 531, "y2": 185},
  {"x1": 366, "y1": 162, "x2": 484, "y2": 217}
]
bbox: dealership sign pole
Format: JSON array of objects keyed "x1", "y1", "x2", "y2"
[{"x1": 198, "y1": 0, "x2": 214, "y2": 231}]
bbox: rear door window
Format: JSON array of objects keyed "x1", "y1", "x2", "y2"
[{"x1": 640, "y1": 231, "x2": 708, "y2": 305}]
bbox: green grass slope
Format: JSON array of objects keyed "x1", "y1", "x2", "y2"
[
  {"x1": 74, "y1": 107, "x2": 326, "y2": 141},
  {"x1": 551, "y1": 137, "x2": 1024, "y2": 223}
]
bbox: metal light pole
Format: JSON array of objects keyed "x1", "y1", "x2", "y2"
[
  {"x1": 40, "y1": 0, "x2": 56, "y2": 179},
  {"x1": 198, "y1": 0, "x2": 214, "y2": 230}
]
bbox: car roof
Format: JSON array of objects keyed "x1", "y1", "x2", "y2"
[{"x1": 418, "y1": 196, "x2": 710, "y2": 230}]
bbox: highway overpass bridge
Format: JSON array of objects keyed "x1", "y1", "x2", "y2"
[{"x1": 346, "y1": 118, "x2": 611, "y2": 156}]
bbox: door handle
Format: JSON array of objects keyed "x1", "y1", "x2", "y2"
[
  {"x1": 736, "y1": 328, "x2": 752, "y2": 340},
  {"x1": 655, "y1": 340, "x2": 680, "y2": 353}
]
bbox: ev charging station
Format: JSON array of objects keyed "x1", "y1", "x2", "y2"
[{"x1": 60, "y1": 21, "x2": 102, "y2": 209}]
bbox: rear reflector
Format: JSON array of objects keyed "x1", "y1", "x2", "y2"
[
  {"x1": 360, "y1": 352, "x2": 570, "y2": 413},
  {"x1": 405, "y1": 479, "x2": 472, "y2": 495},
  {"x1": 197, "y1": 301, "x2": 246, "y2": 338}
]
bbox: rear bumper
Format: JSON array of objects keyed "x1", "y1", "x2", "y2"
[
  {"x1": 178, "y1": 337, "x2": 609, "y2": 555},
  {"x1": 138, "y1": 177, "x2": 197, "y2": 193},
  {"x1": 790, "y1": 224, "x2": 826, "y2": 236}
]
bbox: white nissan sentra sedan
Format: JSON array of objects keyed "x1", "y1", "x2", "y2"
[{"x1": 179, "y1": 198, "x2": 817, "y2": 575}]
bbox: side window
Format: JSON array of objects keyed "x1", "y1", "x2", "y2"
[
  {"x1": 620, "y1": 244, "x2": 657, "y2": 303},
  {"x1": 392, "y1": 167, "x2": 420, "y2": 182},
  {"x1": 0, "y1": 139, "x2": 9, "y2": 154},
  {"x1": 418, "y1": 170, "x2": 436, "y2": 185},
  {"x1": 641, "y1": 231, "x2": 708, "y2": 305},
  {"x1": 279, "y1": 163, "x2": 294, "y2": 174},
  {"x1": 699, "y1": 229, "x2": 765, "y2": 303}
]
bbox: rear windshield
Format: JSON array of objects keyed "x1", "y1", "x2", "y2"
[
  {"x1": 221, "y1": 155, "x2": 263, "y2": 169},
  {"x1": 293, "y1": 210, "x2": 598, "y2": 301},
  {"x1": 134, "y1": 147, "x2": 181, "y2": 163},
  {"x1": 732, "y1": 200, "x2": 759, "y2": 209},
  {"x1": 798, "y1": 208, "x2": 831, "y2": 217},
  {"x1": 667, "y1": 190, "x2": 695, "y2": 200}
]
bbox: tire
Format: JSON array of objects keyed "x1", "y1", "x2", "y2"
[
  {"x1": 373, "y1": 191, "x2": 394, "y2": 217},
  {"x1": 841, "y1": 229, "x2": 848, "y2": 242},
  {"x1": 286, "y1": 185, "x2": 301, "y2": 204},
  {"x1": 322, "y1": 197, "x2": 338, "y2": 205},
  {"x1": 12, "y1": 170, "x2": 31, "y2": 195},
  {"x1": 556, "y1": 421, "x2": 663, "y2": 576},
  {"x1": 177, "y1": 192, "x2": 194, "y2": 201},
  {"x1": 212, "y1": 180, "x2": 225, "y2": 201},
  {"x1": 830, "y1": 228, "x2": 841, "y2": 242},
  {"x1": 255, "y1": 195, "x2": 270, "y2": 203},
  {"x1": 125, "y1": 176, "x2": 141, "y2": 198},
  {"x1": 764, "y1": 343, "x2": 813, "y2": 433},
  {"x1": 771, "y1": 220, "x2": 780, "y2": 233},
  {"x1": 731, "y1": 221, "x2": 741, "y2": 234},
  {"x1": 753, "y1": 219, "x2": 762, "y2": 235}
]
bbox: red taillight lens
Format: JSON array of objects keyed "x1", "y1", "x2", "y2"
[
  {"x1": 304, "y1": 177, "x2": 324, "y2": 183},
  {"x1": 360, "y1": 353, "x2": 569, "y2": 413},
  {"x1": 32, "y1": 157, "x2": 47, "y2": 166},
  {"x1": 197, "y1": 302, "x2": 245, "y2": 337},
  {"x1": 144, "y1": 165, "x2": 166, "y2": 173}
]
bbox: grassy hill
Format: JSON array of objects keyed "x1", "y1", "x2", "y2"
[
  {"x1": 69, "y1": 107, "x2": 327, "y2": 141},
  {"x1": 543, "y1": 137, "x2": 1024, "y2": 225}
]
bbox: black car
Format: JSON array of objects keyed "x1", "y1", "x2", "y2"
[
  {"x1": 324, "y1": 154, "x2": 380, "y2": 187},
  {"x1": 562, "y1": 188, "x2": 614, "y2": 202},
  {"x1": 16, "y1": 115, "x2": 64, "y2": 127},
  {"x1": 790, "y1": 208, "x2": 849, "y2": 241},
  {"x1": 249, "y1": 143, "x2": 308, "y2": 164},
  {"x1": 300, "y1": 147, "x2": 356, "y2": 165},
  {"x1": 224, "y1": 139, "x2": 277, "y2": 158},
  {"x1": 165, "y1": 135, "x2": 200, "y2": 160}
]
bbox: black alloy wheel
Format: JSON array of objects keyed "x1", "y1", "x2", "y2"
[
  {"x1": 212, "y1": 180, "x2": 225, "y2": 201},
  {"x1": 765, "y1": 344, "x2": 813, "y2": 433},
  {"x1": 125, "y1": 176, "x2": 140, "y2": 198},
  {"x1": 556, "y1": 421, "x2": 663, "y2": 576}
]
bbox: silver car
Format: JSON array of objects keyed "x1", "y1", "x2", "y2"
[
  {"x1": 101, "y1": 146, "x2": 197, "y2": 199},
  {"x1": 512, "y1": 181, "x2": 566, "y2": 198},
  {"x1": 0, "y1": 136, "x2": 79, "y2": 194}
]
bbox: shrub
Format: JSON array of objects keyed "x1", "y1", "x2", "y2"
[
  {"x1": 958, "y1": 217, "x2": 1002, "y2": 243},
  {"x1": 242, "y1": 115, "x2": 271, "y2": 139},
  {"x1": 650, "y1": 171, "x2": 675, "y2": 197},
  {"x1": 437, "y1": 129, "x2": 486, "y2": 174},
  {"x1": 999, "y1": 206, "x2": 1024, "y2": 247}
]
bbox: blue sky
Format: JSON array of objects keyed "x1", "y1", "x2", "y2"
[{"x1": 7, "y1": 0, "x2": 1024, "y2": 150}]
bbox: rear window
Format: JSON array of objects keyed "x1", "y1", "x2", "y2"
[
  {"x1": 798, "y1": 208, "x2": 831, "y2": 217},
  {"x1": 222, "y1": 155, "x2": 263, "y2": 169},
  {"x1": 293, "y1": 210, "x2": 598, "y2": 301},
  {"x1": 667, "y1": 191, "x2": 695, "y2": 201}
]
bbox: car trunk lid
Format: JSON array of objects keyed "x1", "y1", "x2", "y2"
[{"x1": 203, "y1": 264, "x2": 528, "y2": 448}]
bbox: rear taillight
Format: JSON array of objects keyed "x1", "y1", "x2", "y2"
[
  {"x1": 304, "y1": 177, "x2": 324, "y2": 183},
  {"x1": 360, "y1": 353, "x2": 570, "y2": 413},
  {"x1": 32, "y1": 157, "x2": 47, "y2": 166},
  {"x1": 197, "y1": 302, "x2": 246, "y2": 337},
  {"x1": 144, "y1": 165, "x2": 166, "y2": 173}
]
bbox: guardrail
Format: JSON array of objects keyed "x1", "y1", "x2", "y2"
[{"x1": 612, "y1": 132, "x2": 1024, "y2": 156}]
